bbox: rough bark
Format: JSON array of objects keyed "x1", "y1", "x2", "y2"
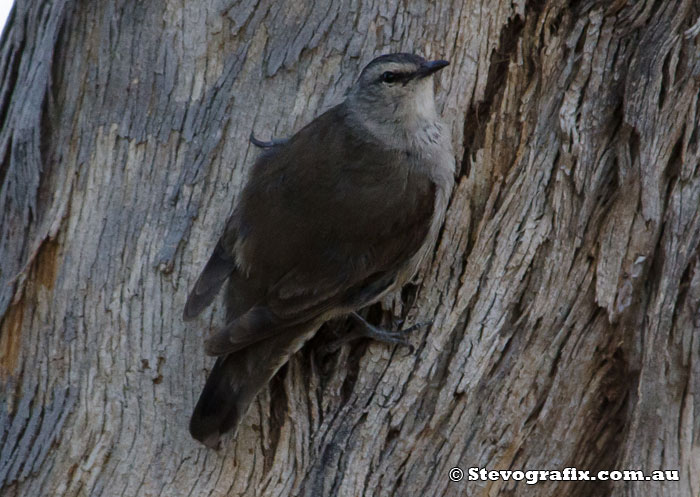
[{"x1": 1, "y1": 0, "x2": 699, "y2": 496}]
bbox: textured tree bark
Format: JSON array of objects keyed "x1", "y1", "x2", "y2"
[{"x1": 1, "y1": 0, "x2": 699, "y2": 495}]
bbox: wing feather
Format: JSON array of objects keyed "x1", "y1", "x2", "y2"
[{"x1": 183, "y1": 242, "x2": 236, "y2": 321}]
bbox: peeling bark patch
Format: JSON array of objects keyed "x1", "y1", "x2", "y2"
[
  {"x1": 0, "y1": 301, "x2": 24, "y2": 379},
  {"x1": 34, "y1": 239, "x2": 60, "y2": 290}
]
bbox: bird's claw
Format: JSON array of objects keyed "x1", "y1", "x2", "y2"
[{"x1": 322, "y1": 312, "x2": 431, "y2": 353}]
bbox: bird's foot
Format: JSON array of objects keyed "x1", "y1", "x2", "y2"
[
  {"x1": 324, "y1": 312, "x2": 431, "y2": 353},
  {"x1": 249, "y1": 132, "x2": 289, "y2": 148}
]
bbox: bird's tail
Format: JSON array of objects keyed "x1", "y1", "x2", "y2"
[{"x1": 189, "y1": 323, "x2": 319, "y2": 448}]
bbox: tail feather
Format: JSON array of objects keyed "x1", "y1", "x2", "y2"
[
  {"x1": 189, "y1": 323, "x2": 319, "y2": 447},
  {"x1": 189, "y1": 355, "x2": 240, "y2": 448}
]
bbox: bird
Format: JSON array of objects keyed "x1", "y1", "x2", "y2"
[{"x1": 184, "y1": 53, "x2": 455, "y2": 448}]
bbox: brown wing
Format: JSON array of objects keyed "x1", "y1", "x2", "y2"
[
  {"x1": 231, "y1": 104, "x2": 436, "y2": 320},
  {"x1": 186, "y1": 103, "x2": 436, "y2": 354}
]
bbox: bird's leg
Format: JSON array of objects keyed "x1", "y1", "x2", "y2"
[
  {"x1": 249, "y1": 132, "x2": 289, "y2": 149},
  {"x1": 324, "y1": 312, "x2": 431, "y2": 353}
]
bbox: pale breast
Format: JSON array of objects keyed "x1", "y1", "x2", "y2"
[{"x1": 397, "y1": 122, "x2": 455, "y2": 286}]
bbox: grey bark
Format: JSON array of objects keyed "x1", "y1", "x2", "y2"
[{"x1": 1, "y1": 0, "x2": 699, "y2": 496}]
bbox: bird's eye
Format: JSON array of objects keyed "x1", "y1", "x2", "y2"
[{"x1": 380, "y1": 71, "x2": 397, "y2": 83}]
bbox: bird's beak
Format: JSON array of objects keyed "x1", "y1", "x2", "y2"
[{"x1": 415, "y1": 59, "x2": 450, "y2": 79}]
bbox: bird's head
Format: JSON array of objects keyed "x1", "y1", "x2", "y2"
[{"x1": 347, "y1": 53, "x2": 449, "y2": 132}]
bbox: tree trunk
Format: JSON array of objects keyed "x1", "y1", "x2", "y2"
[{"x1": 1, "y1": 0, "x2": 699, "y2": 495}]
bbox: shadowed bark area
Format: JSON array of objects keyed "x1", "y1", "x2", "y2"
[{"x1": 1, "y1": 1, "x2": 699, "y2": 496}]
